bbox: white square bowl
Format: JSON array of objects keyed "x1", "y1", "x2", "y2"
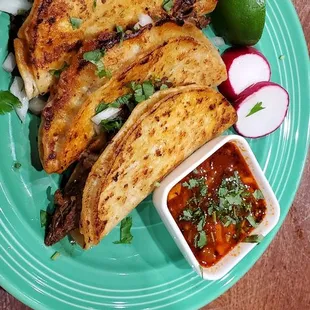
[{"x1": 153, "y1": 135, "x2": 280, "y2": 280}]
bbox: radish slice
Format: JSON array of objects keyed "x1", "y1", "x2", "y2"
[
  {"x1": 218, "y1": 47, "x2": 271, "y2": 101},
  {"x1": 234, "y1": 81, "x2": 289, "y2": 138},
  {"x1": 91, "y1": 107, "x2": 121, "y2": 125}
]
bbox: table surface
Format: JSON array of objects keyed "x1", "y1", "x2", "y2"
[{"x1": 1, "y1": 1, "x2": 309, "y2": 309}]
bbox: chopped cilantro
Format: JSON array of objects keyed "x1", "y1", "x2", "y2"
[
  {"x1": 113, "y1": 216, "x2": 133, "y2": 244},
  {"x1": 246, "y1": 215, "x2": 258, "y2": 228},
  {"x1": 212, "y1": 211, "x2": 217, "y2": 223},
  {"x1": 116, "y1": 25, "x2": 125, "y2": 42},
  {"x1": 194, "y1": 231, "x2": 207, "y2": 249},
  {"x1": 162, "y1": 0, "x2": 174, "y2": 12},
  {"x1": 70, "y1": 17, "x2": 83, "y2": 29},
  {"x1": 243, "y1": 234, "x2": 264, "y2": 243},
  {"x1": 100, "y1": 117, "x2": 123, "y2": 133},
  {"x1": 50, "y1": 251, "x2": 60, "y2": 261},
  {"x1": 129, "y1": 81, "x2": 155, "y2": 103},
  {"x1": 95, "y1": 94, "x2": 132, "y2": 114},
  {"x1": 246, "y1": 102, "x2": 265, "y2": 117},
  {"x1": 154, "y1": 181, "x2": 161, "y2": 188},
  {"x1": 13, "y1": 162, "x2": 21, "y2": 169},
  {"x1": 253, "y1": 189, "x2": 264, "y2": 200},
  {"x1": 83, "y1": 49, "x2": 111, "y2": 78},
  {"x1": 160, "y1": 84, "x2": 169, "y2": 90},
  {"x1": 0, "y1": 91, "x2": 21, "y2": 115},
  {"x1": 196, "y1": 216, "x2": 205, "y2": 231},
  {"x1": 179, "y1": 208, "x2": 193, "y2": 221},
  {"x1": 93, "y1": 0, "x2": 97, "y2": 10},
  {"x1": 40, "y1": 210, "x2": 47, "y2": 227},
  {"x1": 49, "y1": 62, "x2": 69, "y2": 78}
]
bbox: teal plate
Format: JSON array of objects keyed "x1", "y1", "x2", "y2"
[{"x1": 0, "y1": 1, "x2": 309, "y2": 309}]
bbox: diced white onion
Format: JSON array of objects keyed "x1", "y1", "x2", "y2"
[
  {"x1": 10, "y1": 76, "x2": 28, "y2": 122},
  {"x1": 29, "y1": 97, "x2": 47, "y2": 115},
  {"x1": 138, "y1": 14, "x2": 153, "y2": 27},
  {"x1": 91, "y1": 107, "x2": 121, "y2": 125},
  {"x1": 0, "y1": 0, "x2": 32, "y2": 15},
  {"x1": 2, "y1": 52, "x2": 16, "y2": 73},
  {"x1": 211, "y1": 36, "x2": 225, "y2": 47}
]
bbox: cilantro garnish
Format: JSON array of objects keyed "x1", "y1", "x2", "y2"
[
  {"x1": 116, "y1": 25, "x2": 125, "y2": 43},
  {"x1": 50, "y1": 251, "x2": 60, "y2": 261},
  {"x1": 83, "y1": 49, "x2": 111, "y2": 78},
  {"x1": 0, "y1": 91, "x2": 21, "y2": 115},
  {"x1": 93, "y1": 0, "x2": 97, "y2": 10},
  {"x1": 194, "y1": 231, "x2": 207, "y2": 249},
  {"x1": 246, "y1": 215, "x2": 258, "y2": 228},
  {"x1": 95, "y1": 79, "x2": 170, "y2": 133},
  {"x1": 253, "y1": 189, "x2": 264, "y2": 200},
  {"x1": 129, "y1": 81, "x2": 155, "y2": 103},
  {"x1": 95, "y1": 94, "x2": 132, "y2": 114},
  {"x1": 40, "y1": 210, "x2": 47, "y2": 227},
  {"x1": 243, "y1": 234, "x2": 264, "y2": 243},
  {"x1": 49, "y1": 62, "x2": 69, "y2": 78},
  {"x1": 162, "y1": 0, "x2": 174, "y2": 12},
  {"x1": 13, "y1": 162, "x2": 21, "y2": 169},
  {"x1": 246, "y1": 102, "x2": 265, "y2": 117},
  {"x1": 113, "y1": 216, "x2": 133, "y2": 244},
  {"x1": 100, "y1": 117, "x2": 124, "y2": 133},
  {"x1": 69, "y1": 17, "x2": 83, "y2": 29}
]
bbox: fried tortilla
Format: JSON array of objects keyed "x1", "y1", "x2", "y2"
[
  {"x1": 44, "y1": 87, "x2": 183, "y2": 246},
  {"x1": 81, "y1": 86, "x2": 237, "y2": 248},
  {"x1": 15, "y1": 0, "x2": 217, "y2": 98},
  {"x1": 40, "y1": 31, "x2": 227, "y2": 174}
]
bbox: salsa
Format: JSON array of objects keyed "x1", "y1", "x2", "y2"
[{"x1": 167, "y1": 142, "x2": 266, "y2": 267}]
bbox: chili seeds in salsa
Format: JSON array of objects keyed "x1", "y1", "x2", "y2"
[{"x1": 167, "y1": 142, "x2": 267, "y2": 267}]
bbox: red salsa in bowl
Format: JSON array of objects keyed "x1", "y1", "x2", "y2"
[{"x1": 167, "y1": 142, "x2": 267, "y2": 268}]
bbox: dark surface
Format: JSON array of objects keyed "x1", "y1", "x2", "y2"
[{"x1": 1, "y1": 0, "x2": 309, "y2": 309}]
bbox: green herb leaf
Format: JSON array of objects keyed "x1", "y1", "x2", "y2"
[
  {"x1": 40, "y1": 210, "x2": 47, "y2": 227},
  {"x1": 246, "y1": 102, "x2": 265, "y2": 117},
  {"x1": 243, "y1": 234, "x2": 264, "y2": 243},
  {"x1": 154, "y1": 181, "x2": 161, "y2": 188},
  {"x1": 83, "y1": 49, "x2": 104, "y2": 63},
  {"x1": 194, "y1": 231, "x2": 207, "y2": 249},
  {"x1": 129, "y1": 80, "x2": 155, "y2": 103},
  {"x1": 162, "y1": 0, "x2": 174, "y2": 12},
  {"x1": 196, "y1": 216, "x2": 205, "y2": 231},
  {"x1": 113, "y1": 216, "x2": 133, "y2": 244},
  {"x1": 0, "y1": 91, "x2": 22, "y2": 115},
  {"x1": 160, "y1": 84, "x2": 168, "y2": 90},
  {"x1": 246, "y1": 215, "x2": 259, "y2": 228},
  {"x1": 142, "y1": 81, "x2": 155, "y2": 99},
  {"x1": 49, "y1": 62, "x2": 69, "y2": 78},
  {"x1": 253, "y1": 189, "x2": 264, "y2": 200},
  {"x1": 116, "y1": 25, "x2": 125, "y2": 43},
  {"x1": 13, "y1": 162, "x2": 21, "y2": 169},
  {"x1": 183, "y1": 178, "x2": 199, "y2": 189},
  {"x1": 93, "y1": 0, "x2": 97, "y2": 10},
  {"x1": 70, "y1": 17, "x2": 83, "y2": 29},
  {"x1": 50, "y1": 251, "x2": 60, "y2": 260},
  {"x1": 83, "y1": 49, "x2": 111, "y2": 78},
  {"x1": 179, "y1": 208, "x2": 193, "y2": 221},
  {"x1": 96, "y1": 94, "x2": 133, "y2": 114},
  {"x1": 100, "y1": 117, "x2": 123, "y2": 133}
]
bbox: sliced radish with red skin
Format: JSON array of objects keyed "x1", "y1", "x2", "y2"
[
  {"x1": 218, "y1": 47, "x2": 271, "y2": 101},
  {"x1": 234, "y1": 81, "x2": 289, "y2": 138}
]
